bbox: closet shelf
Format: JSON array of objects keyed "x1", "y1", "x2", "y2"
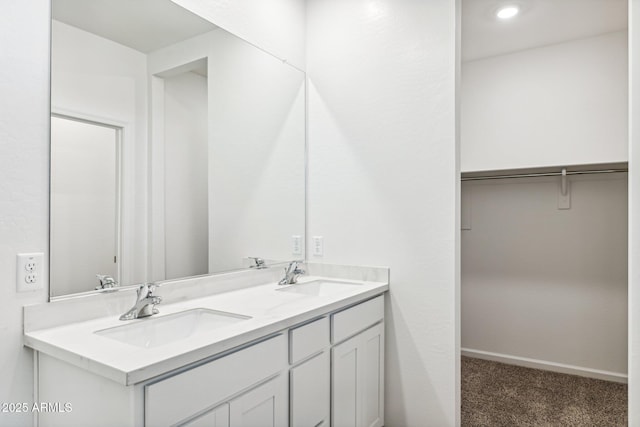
[{"x1": 461, "y1": 162, "x2": 628, "y2": 182}]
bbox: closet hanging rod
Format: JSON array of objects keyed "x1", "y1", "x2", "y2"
[{"x1": 461, "y1": 168, "x2": 628, "y2": 182}]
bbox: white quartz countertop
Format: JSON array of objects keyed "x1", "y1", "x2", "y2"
[{"x1": 24, "y1": 275, "x2": 388, "y2": 386}]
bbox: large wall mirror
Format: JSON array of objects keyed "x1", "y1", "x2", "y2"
[{"x1": 50, "y1": 0, "x2": 306, "y2": 298}]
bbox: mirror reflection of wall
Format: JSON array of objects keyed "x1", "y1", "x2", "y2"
[
  {"x1": 50, "y1": 116, "x2": 120, "y2": 295},
  {"x1": 163, "y1": 67, "x2": 209, "y2": 281},
  {"x1": 50, "y1": 0, "x2": 306, "y2": 298}
]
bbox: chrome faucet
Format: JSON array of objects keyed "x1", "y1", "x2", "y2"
[
  {"x1": 95, "y1": 274, "x2": 118, "y2": 290},
  {"x1": 278, "y1": 260, "x2": 305, "y2": 285},
  {"x1": 119, "y1": 283, "x2": 162, "y2": 321},
  {"x1": 249, "y1": 257, "x2": 267, "y2": 269}
]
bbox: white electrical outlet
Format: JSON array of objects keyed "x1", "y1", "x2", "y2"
[
  {"x1": 17, "y1": 253, "x2": 44, "y2": 292},
  {"x1": 292, "y1": 235, "x2": 302, "y2": 255},
  {"x1": 312, "y1": 236, "x2": 324, "y2": 257}
]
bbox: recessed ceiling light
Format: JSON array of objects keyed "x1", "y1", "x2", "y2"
[{"x1": 496, "y1": 5, "x2": 519, "y2": 20}]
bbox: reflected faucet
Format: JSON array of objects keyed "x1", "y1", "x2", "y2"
[
  {"x1": 249, "y1": 257, "x2": 267, "y2": 269},
  {"x1": 120, "y1": 283, "x2": 162, "y2": 321},
  {"x1": 278, "y1": 260, "x2": 305, "y2": 285},
  {"x1": 95, "y1": 274, "x2": 118, "y2": 290}
]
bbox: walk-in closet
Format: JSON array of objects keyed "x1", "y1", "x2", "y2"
[{"x1": 460, "y1": 0, "x2": 629, "y2": 424}]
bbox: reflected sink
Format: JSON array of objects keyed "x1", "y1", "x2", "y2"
[
  {"x1": 276, "y1": 280, "x2": 363, "y2": 297},
  {"x1": 95, "y1": 308, "x2": 251, "y2": 348}
]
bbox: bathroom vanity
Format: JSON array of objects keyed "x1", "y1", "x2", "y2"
[
  {"x1": 24, "y1": 264, "x2": 388, "y2": 427},
  {"x1": 41, "y1": 3, "x2": 386, "y2": 426}
]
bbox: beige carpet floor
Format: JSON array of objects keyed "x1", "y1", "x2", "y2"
[{"x1": 461, "y1": 356, "x2": 627, "y2": 426}]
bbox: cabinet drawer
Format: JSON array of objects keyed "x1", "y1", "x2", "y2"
[
  {"x1": 289, "y1": 317, "x2": 329, "y2": 364},
  {"x1": 331, "y1": 295, "x2": 384, "y2": 344},
  {"x1": 145, "y1": 334, "x2": 287, "y2": 427}
]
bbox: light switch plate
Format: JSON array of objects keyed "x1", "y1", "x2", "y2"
[
  {"x1": 292, "y1": 235, "x2": 302, "y2": 255},
  {"x1": 312, "y1": 236, "x2": 324, "y2": 257}
]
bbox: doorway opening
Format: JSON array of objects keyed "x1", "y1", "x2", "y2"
[
  {"x1": 149, "y1": 57, "x2": 209, "y2": 281},
  {"x1": 50, "y1": 114, "x2": 122, "y2": 295},
  {"x1": 459, "y1": 0, "x2": 629, "y2": 424}
]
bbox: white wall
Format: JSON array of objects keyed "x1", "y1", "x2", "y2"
[
  {"x1": 51, "y1": 20, "x2": 148, "y2": 289},
  {"x1": 462, "y1": 31, "x2": 628, "y2": 172},
  {"x1": 306, "y1": 0, "x2": 459, "y2": 425},
  {"x1": 172, "y1": 0, "x2": 306, "y2": 71},
  {"x1": 0, "y1": 1, "x2": 50, "y2": 426},
  {"x1": 629, "y1": 0, "x2": 639, "y2": 422},
  {"x1": 462, "y1": 175, "x2": 628, "y2": 379},
  {"x1": 147, "y1": 32, "x2": 214, "y2": 282},
  {"x1": 164, "y1": 72, "x2": 209, "y2": 280},
  {"x1": 207, "y1": 30, "x2": 305, "y2": 273},
  {"x1": 147, "y1": 30, "x2": 306, "y2": 276}
]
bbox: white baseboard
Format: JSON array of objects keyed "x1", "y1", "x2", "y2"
[{"x1": 461, "y1": 348, "x2": 627, "y2": 384}]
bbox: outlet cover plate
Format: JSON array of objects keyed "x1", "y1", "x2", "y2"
[{"x1": 17, "y1": 253, "x2": 44, "y2": 292}]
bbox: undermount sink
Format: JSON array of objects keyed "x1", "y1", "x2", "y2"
[
  {"x1": 276, "y1": 279, "x2": 363, "y2": 297},
  {"x1": 95, "y1": 308, "x2": 251, "y2": 348}
]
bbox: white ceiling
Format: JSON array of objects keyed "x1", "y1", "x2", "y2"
[
  {"x1": 462, "y1": 0, "x2": 628, "y2": 62},
  {"x1": 52, "y1": 0, "x2": 218, "y2": 53},
  {"x1": 54, "y1": 1, "x2": 629, "y2": 64}
]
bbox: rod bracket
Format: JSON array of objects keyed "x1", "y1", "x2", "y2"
[
  {"x1": 561, "y1": 168, "x2": 568, "y2": 196},
  {"x1": 558, "y1": 168, "x2": 570, "y2": 209}
]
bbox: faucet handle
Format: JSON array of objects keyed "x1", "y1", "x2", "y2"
[
  {"x1": 136, "y1": 283, "x2": 157, "y2": 299},
  {"x1": 136, "y1": 283, "x2": 147, "y2": 295},
  {"x1": 146, "y1": 285, "x2": 161, "y2": 304},
  {"x1": 292, "y1": 260, "x2": 305, "y2": 273},
  {"x1": 288, "y1": 260, "x2": 303, "y2": 269}
]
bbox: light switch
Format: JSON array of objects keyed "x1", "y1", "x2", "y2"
[
  {"x1": 312, "y1": 236, "x2": 324, "y2": 257},
  {"x1": 292, "y1": 235, "x2": 302, "y2": 255}
]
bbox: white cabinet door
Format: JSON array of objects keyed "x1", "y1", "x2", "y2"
[
  {"x1": 290, "y1": 351, "x2": 330, "y2": 427},
  {"x1": 332, "y1": 323, "x2": 384, "y2": 427},
  {"x1": 229, "y1": 375, "x2": 288, "y2": 427},
  {"x1": 181, "y1": 404, "x2": 230, "y2": 427},
  {"x1": 333, "y1": 335, "x2": 359, "y2": 427},
  {"x1": 359, "y1": 324, "x2": 384, "y2": 427}
]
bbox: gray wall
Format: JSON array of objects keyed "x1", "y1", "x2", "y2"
[{"x1": 462, "y1": 174, "x2": 628, "y2": 378}]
